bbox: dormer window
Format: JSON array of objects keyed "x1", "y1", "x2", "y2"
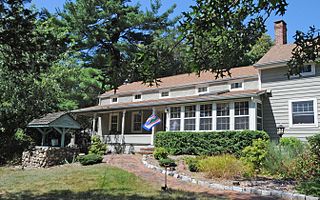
[
  {"x1": 197, "y1": 86, "x2": 208, "y2": 94},
  {"x1": 230, "y1": 82, "x2": 243, "y2": 90},
  {"x1": 300, "y1": 64, "x2": 315, "y2": 76},
  {"x1": 111, "y1": 97, "x2": 118, "y2": 103},
  {"x1": 134, "y1": 94, "x2": 142, "y2": 101},
  {"x1": 160, "y1": 91, "x2": 170, "y2": 98}
]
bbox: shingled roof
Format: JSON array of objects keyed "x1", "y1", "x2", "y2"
[
  {"x1": 255, "y1": 44, "x2": 295, "y2": 67},
  {"x1": 101, "y1": 65, "x2": 257, "y2": 97},
  {"x1": 73, "y1": 89, "x2": 266, "y2": 114},
  {"x1": 28, "y1": 112, "x2": 81, "y2": 129}
]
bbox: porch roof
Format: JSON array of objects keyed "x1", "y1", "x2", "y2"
[
  {"x1": 72, "y1": 89, "x2": 266, "y2": 115},
  {"x1": 28, "y1": 112, "x2": 81, "y2": 129}
]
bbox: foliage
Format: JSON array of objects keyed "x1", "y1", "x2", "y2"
[
  {"x1": 291, "y1": 148, "x2": 320, "y2": 180},
  {"x1": 158, "y1": 158, "x2": 176, "y2": 168},
  {"x1": 184, "y1": 156, "x2": 203, "y2": 172},
  {"x1": 240, "y1": 34, "x2": 274, "y2": 66},
  {"x1": 180, "y1": 0, "x2": 287, "y2": 78},
  {"x1": 263, "y1": 142, "x2": 304, "y2": 178},
  {"x1": 296, "y1": 178, "x2": 320, "y2": 197},
  {"x1": 59, "y1": 0, "x2": 182, "y2": 89},
  {"x1": 280, "y1": 137, "x2": 304, "y2": 153},
  {"x1": 153, "y1": 147, "x2": 168, "y2": 160},
  {"x1": 288, "y1": 26, "x2": 320, "y2": 77},
  {"x1": 307, "y1": 134, "x2": 320, "y2": 159},
  {"x1": 78, "y1": 154, "x2": 103, "y2": 165},
  {"x1": 198, "y1": 155, "x2": 253, "y2": 179},
  {"x1": 241, "y1": 138, "x2": 269, "y2": 172},
  {"x1": 155, "y1": 131, "x2": 269, "y2": 156},
  {"x1": 88, "y1": 136, "x2": 107, "y2": 156}
]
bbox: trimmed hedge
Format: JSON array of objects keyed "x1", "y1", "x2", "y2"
[{"x1": 155, "y1": 130, "x2": 269, "y2": 156}]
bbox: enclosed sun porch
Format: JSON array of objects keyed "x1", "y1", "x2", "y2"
[{"x1": 72, "y1": 90, "x2": 266, "y2": 152}]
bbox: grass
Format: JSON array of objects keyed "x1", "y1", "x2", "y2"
[{"x1": 0, "y1": 164, "x2": 225, "y2": 200}]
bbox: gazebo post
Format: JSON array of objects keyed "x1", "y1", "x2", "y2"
[{"x1": 61, "y1": 128, "x2": 66, "y2": 147}]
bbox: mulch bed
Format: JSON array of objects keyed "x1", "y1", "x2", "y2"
[{"x1": 146, "y1": 155, "x2": 297, "y2": 193}]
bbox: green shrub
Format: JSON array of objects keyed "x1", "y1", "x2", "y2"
[
  {"x1": 89, "y1": 136, "x2": 107, "y2": 156},
  {"x1": 184, "y1": 156, "x2": 203, "y2": 172},
  {"x1": 155, "y1": 130, "x2": 269, "y2": 156},
  {"x1": 78, "y1": 154, "x2": 103, "y2": 165},
  {"x1": 198, "y1": 154, "x2": 253, "y2": 179},
  {"x1": 280, "y1": 137, "x2": 304, "y2": 153},
  {"x1": 291, "y1": 148, "x2": 320, "y2": 180},
  {"x1": 159, "y1": 158, "x2": 176, "y2": 167},
  {"x1": 241, "y1": 138, "x2": 269, "y2": 172},
  {"x1": 308, "y1": 134, "x2": 320, "y2": 159},
  {"x1": 263, "y1": 141, "x2": 304, "y2": 178},
  {"x1": 153, "y1": 147, "x2": 168, "y2": 160},
  {"x1": 296, "y1": 178, "x2": 320, "y2": 197}
]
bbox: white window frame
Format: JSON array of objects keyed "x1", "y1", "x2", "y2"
[
  {"x1": 234, "y1": 101, "x2": 250, "y2": 130},
  {"x1": 199, "y1": 104, "x2": 213, "y2": 131},
  {"x1": 110, "y1": 96, "x2": 118, "y2": 104},
  {"x1": 169, "y1": 107, "x2": 181, "y2": 131},
  {"x1": 159, "y1": 90, "x2": 170, "y2": 98},
  {"x1": 131, "y1": 111, "x2": 143, "y2": 133},
  {"x1": 184, "y1": 105, "x2": 197, "y2": 131},
  {"x1": 196, "y1": 85, "x2": 209, "y2": 94},
  {"x1": 133, "y1": 93, "x2": 142, "y2": 102},
  {"x1": 229, "y1": 81, "x2": 244, "y2": 91},
  {"x1": 109, "y1": 113, "x2": 119, "y2": 131},
  {"x1": 289, "y1": 98, "x2": 318, "y2": 128},
  {"x1": 216, "y1": 102, "x2": 230, "y2": 130},
  {"x1": 291, "y1": 64, "x2": 316, "y2": 78}
]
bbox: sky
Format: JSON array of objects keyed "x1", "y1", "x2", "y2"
[{"x1": 32, "y1": 0, "x2": 320, "y2": 43}]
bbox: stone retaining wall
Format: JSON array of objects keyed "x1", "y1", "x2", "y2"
[{"x1": 22, "y1": 146, "x2": 79, "y2": 168}]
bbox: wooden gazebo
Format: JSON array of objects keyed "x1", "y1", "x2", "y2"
[{"x1": 28, "y1": 112, "x2": 81, "y2": 147}]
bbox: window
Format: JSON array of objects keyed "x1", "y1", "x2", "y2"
[
  {"x1": 216, "y1": 103, "x2": 230, "y2": 130},
  {"x1": 170, "y1": 107, "x2": 181, "y2": 131},
  {"x1": 110, "y1": 114, "x2": 118, "y2": 131},
  {"x1": 197, "y1": 87, "x2": 208, "y2": 93},
  {"x1": 134, "y1": 94, "x2": 142, "y2": 101},
  {"x1": 200, "y1": 104, "x2": 212, "y2": 130},
  {"x1": 257, "y1": 103, "x2": 263, "y2": 130},
  {"x1": 184, "y1": 105, "x2": 196, "y2": 130},
  {"x1": 111, "y1": 97, "x2": 118, "y2": 103},
  {"x1": 292, "y1": 65, "x2": 315, "y2": 77},
  {"x1": 132, "y1": 112, "x2": 142, "y2": 132},
  {"x1": 230, "y1": 82, "x2": 243, "y2": 90},
  {"x1": 290, "y1": 99, "x2": 317, "y2": 126},
  {"x1": 235, "y1": 101, "x2": 249, "y2": 130},
  {"x1": 160, "y1": 91, "x2": 169, "y2": 98}
]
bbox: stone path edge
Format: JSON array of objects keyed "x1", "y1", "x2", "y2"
[{"x1": 141, "y1": 155, "x2": 319, "y2": 200}]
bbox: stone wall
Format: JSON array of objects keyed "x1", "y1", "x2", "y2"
[{"x1": 22, "y1": 146, "x2": 79, "y2": 168}]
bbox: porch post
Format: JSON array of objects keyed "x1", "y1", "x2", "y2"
[
  {"x1": 92, "y1": 113, "x2": 97, "y2": 135},
  {"x1": 249, "y1": 99, "x2": 257, "y2": 130},
  {"x1": 121, "y1": 110, "x2": 126, "y2": 144},
  {"x1": 61, "y1": 128, "x2": 66, "y2": 147},
  {"x1": 151, "y1": 107, "x2": 156, "y2": 146},
  {"x1": 165, "y1": 107, "x2": 170, "y2": 131}
]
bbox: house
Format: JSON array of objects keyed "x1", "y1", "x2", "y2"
[{"x1": 73, "y1": 20, "x2": 319, "y2": 152}]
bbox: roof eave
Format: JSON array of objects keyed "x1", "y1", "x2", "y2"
[{"x1": 99, "y1": 75, "x2": 258, "y2": 98}]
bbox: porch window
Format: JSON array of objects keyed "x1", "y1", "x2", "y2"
[
  {"x1": 257, "y1": 103, "x2": 263, "y2": 130},
  {"x1": 290, "y1": 99, "x2": 317, "y2": 126},
  {"x1": 184, "y1": 105, "x2": 196, "y2": 130},
  {"x1": 235, "y1": 101, "x2": 249, "y2": 130},
  {"x1": 170, "y1": 107, "x2": 181, "y2": 131},
  {"x1": 216, "y1": 103, "x2": 230, "y2": 130},
  {"x1": 200, "y1": 104, "x2": 212, "y2": 130},
  {"x1": 132, "y1": 112, "x2": 142, "y2": 132},
  {"x1": 110, "y1": 114, "x2": 118, "y2": 131}
]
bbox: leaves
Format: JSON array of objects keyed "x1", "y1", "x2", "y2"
[{"x1": 180, "y1": 0, "x2": 287, "y2": 78}]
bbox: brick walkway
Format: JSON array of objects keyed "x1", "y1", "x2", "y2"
[{"x1": 104, "y1": 154, "x2": 280, "y2": 200}]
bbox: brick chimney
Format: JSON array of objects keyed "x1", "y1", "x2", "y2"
[{"x1": 274, "y1": 20, "x2": 287, "y2": 45}]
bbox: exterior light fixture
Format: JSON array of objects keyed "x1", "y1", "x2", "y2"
[{"x1": 277, "y1": 124, "x2": 285, "y2": 138}]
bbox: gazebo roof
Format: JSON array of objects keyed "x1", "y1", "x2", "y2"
[{"x1": 28, "y1": 112, "x2": 81, "y2": 129}]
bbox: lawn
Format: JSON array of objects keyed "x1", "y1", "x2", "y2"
[{"x1": 0, "y1": 164, "x2": 224, "y2": 200}]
